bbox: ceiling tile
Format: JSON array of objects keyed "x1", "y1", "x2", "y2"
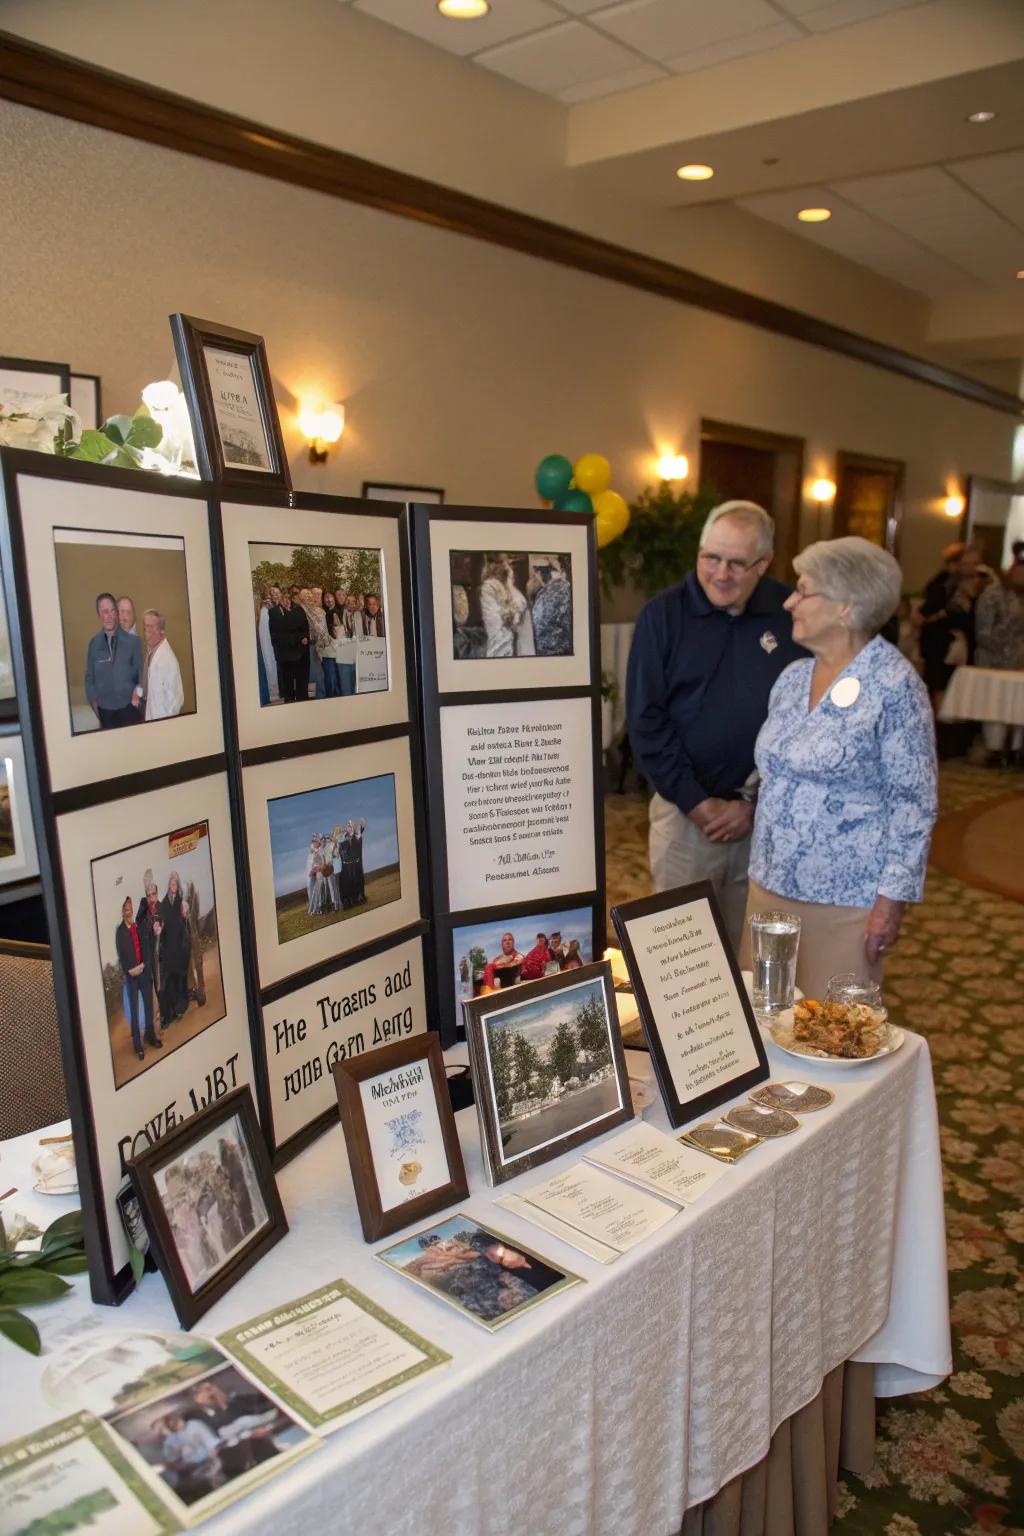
[
  {"x1": 793, "y1": 0, "x2": 930, "y2": 32},
  {"x1": 476, "y1": 19, "x2": 643, "y2": 91},
  {"x1": 950, "y1": 149, "x2": 1024, "y2": 234},
  {"x1": 352, "y1": 0, "x2": 564, "y2": 58},
  {"x1": 557, "y1": 59, "x2": 669, "y2": 101},
  {"x1": 664, "y1": 20, "x2": 803, "y2": 76},
  {"x1": 587, "y1": 0, "x2": 783, "y2": 63}
]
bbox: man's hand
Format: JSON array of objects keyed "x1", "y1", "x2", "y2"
[
  {"x1": 689, "y1": 798, "x2": 753, "y2": 844},
  {"x1": 864, "y1": 895, "x2": 904, "y2": 966}
]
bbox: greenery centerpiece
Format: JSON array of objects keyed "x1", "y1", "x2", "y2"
[{"x1": 598, "y1": 481, "x2": 718, "y2": 601}]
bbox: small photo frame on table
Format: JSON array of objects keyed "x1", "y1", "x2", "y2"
[
  {"x1": 0, "y1": 732, "x2": 39, "y2": 888},
  {"x1": 128, "y1": 1085, "x2": 286, "y2": 1328},
  {"x1": 171, "y1": 313, "x2": 291, "y2": 490},
  {"x1": 363, "y1": 482, "x2": 444, "y2": 504},
  {"x1": 334, "y1": 1032, "x2": 468, "y2": 1241},
  {"x1": 0, "y1": 354, "x2": 70, "y2": 408},
  {"x1": 611, "y1": 881, "x2": 769, "y2": 1128},
  {"x1": 463, "y1": 960, "x2": 632, "y2": 1187}
]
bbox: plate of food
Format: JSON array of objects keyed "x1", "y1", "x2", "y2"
[{"x1": 768, "y1": 997, "x2": 903, "y2": 1065}]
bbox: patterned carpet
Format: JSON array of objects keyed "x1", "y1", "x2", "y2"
[{"x1": 603, "y1": 762, "x2": 1024, "y2": 1536}]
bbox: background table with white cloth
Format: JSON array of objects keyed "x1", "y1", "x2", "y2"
[
  {"x1": 939, "y1": 665, "x2": 1024, "y2": 726},
  {"x1": 0, "y1": 1033, "x2": 950, "y2": 1536}
]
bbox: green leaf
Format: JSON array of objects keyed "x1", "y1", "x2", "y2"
[
  {"x1": 129, "y1": 1244, "x2": 145, "y2": 1287},
  {"x1": 38, "y1": 1253, "x2": 89, "y2": 1276},
  {"x1": 70, "y1": 429, "x2": 121, "y2": 463},
  {"x1": 102, "y1": 414, "x2": 133, "y2": 446},
  {"x1": 0, "y1": 1268, "x2": 72, "y2": 1303},
  {"x1": 125, "y1": 414, "x2": 162, "y2": 450},
  {"x1": 0, "y1": 1308, "x2": 41, "y2": 1355},
  {"x1": 43, "y1": 1210, "x2": 83, "y2": 1245}
]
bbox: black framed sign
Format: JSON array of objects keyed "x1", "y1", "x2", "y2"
[
  {"x1": 171, "y1": 313, "x2": 291, "y2": 491},
  {"x1": 363, "y1": 482, "x2": 444, "y2": 504},
  {"x1": 611, "y1": 882, "x2": 769, "y2": 1127},
  {"x1": 70, "y1": 371, "x2": 103, "y2": 431},
  {"x1": 0, "y1": 353, "x2": 71, "y2": 406}
]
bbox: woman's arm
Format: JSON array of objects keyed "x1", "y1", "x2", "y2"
[{"x1": 868, "y1": 669, "x2": 938, "y2": 959}]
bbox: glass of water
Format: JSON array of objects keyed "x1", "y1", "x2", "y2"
[{"x1": 749, "y1": 910, "x2": 801, "y2": 1019}]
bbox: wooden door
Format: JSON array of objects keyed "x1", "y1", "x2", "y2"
[{"x1": 835, "y1": 451, "x2": 904, "y2": 553}]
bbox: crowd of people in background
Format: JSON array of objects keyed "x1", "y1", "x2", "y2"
[
  {"x1": 85, "y1": 591, "x2": 185, "y2": 728},
  {"x1": 255, "y1": 585, "x2": 386, "y2": 704}
]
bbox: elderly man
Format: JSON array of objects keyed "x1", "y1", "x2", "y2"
[
  {"x1": 117, "y1": 596, "x2": 137, "y2": 635},
  {"x1": 141, "y1": 609, "x2": 184, "y2": 721},
  {"x1": 627, "y1": 501, "x2": 804, "y2": 951},
  {"x1": 85, "y1": 591, "x2": 141, "y2": 729}
]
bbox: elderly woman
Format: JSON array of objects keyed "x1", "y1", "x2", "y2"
[{"x1": 740, "y1": 537, "x2": 937, "y2": 998}]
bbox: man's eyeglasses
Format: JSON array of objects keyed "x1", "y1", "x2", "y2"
[{"x1": 698, "y1": 551, "x2": 764, "y2": 576}]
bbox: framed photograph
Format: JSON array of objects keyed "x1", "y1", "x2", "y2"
[
  {"x1": 171, "y1": 313, "x2": 291, "y2": 491},
  {"x1": 70, "y1": 371, "x2": 103, "y2": 431},
  {"x1": 363, "y1": 482, "x2": 444, "y2": 504},
  {"x1": 0, "y1": 456, "x2": 223, "y2": 793},
  {"x1": 219, "y1": 496, "x2": 409, "y2": 750},
  {"x1": 451, "y1": 903, "x2": 599, "y2": 1005},
  {"x1": 242, "y1": 737, "x2": 422, "y2": 988},
  {"x1": 611, "y1": 882, "x2": 769, "y2": 1128},
  {"x1": 335, "y1": 1032, "x2": 468, "y2": 1241},
  {"x1": 0, "y1": 354, "x2": 70, "y2": 407},
  {"x1": 0, "y1": 570, "x2": 13, "y2": 712},
  {"x1": 53, "y1": 771, "x2": 256, "y2": 1303},
  {"x1": 464, "y1": 960, "x2": 632, "y2": 1186},
  {"x1": 0, "y1": 731, "x2": 39, "y2": 888},
  {"x1": 420, "y1": 511, "x2": 592, "y2": 694},
  {"x1": 128, "y1": 1085, "x2": 286, "y2": 1327},
  {"x1": 376, "y1": 1212, "x2": 581, "y2": 1330}
]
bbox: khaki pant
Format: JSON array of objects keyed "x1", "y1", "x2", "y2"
[
  {"x1": 648, "y1": 792, "x2": 751, "y2": 957},
  {"x1": 739, "y1": 877, "x2": 883, "y2": 1001}
]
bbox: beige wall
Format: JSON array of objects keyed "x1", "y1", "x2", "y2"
[{"x1": 0, "y1": 98, "x2": 1015, "y2": 598}]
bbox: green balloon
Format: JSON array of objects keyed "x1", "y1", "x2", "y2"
[
  {"x1": 554, "y1": 489, "x2": 593, "y2": 514},
  {"x1": 535, "y1": 454, "x2": 573, "y2": 501}
]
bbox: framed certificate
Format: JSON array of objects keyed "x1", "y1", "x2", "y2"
[
  {"x1": 171, "y1": 313, "x2": 291, "y2": 491},
  {"x1": 611, "y1": 882, "x2": 769, "y2": 1127}
]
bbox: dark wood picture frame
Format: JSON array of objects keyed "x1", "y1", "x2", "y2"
[
  {"x1": 128, "y1": 1085, "x2": 287, "y2": 1328},
  {"x1": 463, "y1": 959, "x2": 632, "y2": 1186},
  {"x1": 334, "y1": 1031, "x2": 468, "y2": 1241},
  {"x1": 611, "y1": 881, "x2": 769, "y2": 1128},
  {"x1": 363, "y1": 482, "x2": 444, "y2": 504},
  {"x1": 170, "y1": 313, "x2": 291, "y2": 492},
  {"x1": 0, "y1": 353, "x2": 71, "y2": 402},
  {"x1": 69, "y1": 371, "x2": 103, "y2": 432}
]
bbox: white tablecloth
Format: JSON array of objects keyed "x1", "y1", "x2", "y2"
[
  {"x1": 0, "y1": 1034, "x2": 950, "y2": 1536},
  {"x1": 939, "y1": 665, "x2": 1024, "y2": 724}
]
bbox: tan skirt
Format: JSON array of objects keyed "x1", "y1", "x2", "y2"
[{"x1": 739, "y1": 878, "x2": 883, "y2": 1001}]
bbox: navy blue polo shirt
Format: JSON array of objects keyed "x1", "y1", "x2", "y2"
[{"x1": 626, "y1": 571, "x2": 805, "y2": 814}]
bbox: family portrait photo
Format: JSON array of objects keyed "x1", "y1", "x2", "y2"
[
  {"x1": 453, "y1": 906, "x2": 593, "y2": 1003},
  {"x1": 91, "y1": 820, "x2": 226, "y2": 1089},
  {"x1": 478, "y1": 976, "x2": 623, "y2": 1165},
  {"x1": 450, "y1": 549, "x2": 573, "y2": 660},
  {"x1": 267, "y1": 772, "x2": 401, "y2": 945},
  {"x1": 249, "y1": 541, "x2": 387, "y2": 706},
  {"x1": 152, "y1": 1112, "x2": 269, "y2": 1295},
  {"x1": 378, "y1": 1214, "x2": 576, "y2": 1329},
  {"x1": 54, "y1": 527, "x2": 197, "y2": 735}
]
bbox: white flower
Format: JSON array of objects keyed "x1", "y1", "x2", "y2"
[{"x1": 0, "y1": 392, "x2": 80, "y2": 454}]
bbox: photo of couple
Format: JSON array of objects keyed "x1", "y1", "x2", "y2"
[
  {"x1": 267, "y1": 773, "x2": 401, "y2": 945},
  {"x1": 153, "y1": 1113, "x2": 269, "y2": 1295},
  {"x1": 249, "y1": 541, "x2": 387, "y2": 706},
  {"x1": 450, "y1": 549, "x2": 573, "y2": 661},
  {"x1": 92, "y1": 821, "x2": 226, "y2": 1089},
  {"x1": 454, "y1": 906, "x2": 593, "y2": 1002},
  {"x1": 55, "y1": 528, "x2": 197, "y2": 734}
]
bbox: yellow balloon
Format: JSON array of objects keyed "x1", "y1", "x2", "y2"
[
  {"x1": 573, "y1": 452, "x2": 611, "y2": 496},
  {"x1": 594, "y1": 488, "x2": 629, "y2": 547}
]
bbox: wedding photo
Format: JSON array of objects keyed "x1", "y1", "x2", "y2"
[
  {"x1": 90, "y1": 820, "x2": 226, "y2": 1089},
  {"x1": 449, "y1": 549, "x2": 573, "y2": 660},
  {"x1": 267, "y1": 772, "x2": 401, "y2": 945},
  {"x1": 453, "y1": 906, "x2": 593, "y2": 1002},
  {"x1": 54, "y1": 527, "x2": 197, "y2": 734},
  {"x1": 249, "y1": 541, "x2": 387, "y2": 706},
  {"x1": 152, "y1": 1113, "x2": 270, "y2": 1295}
]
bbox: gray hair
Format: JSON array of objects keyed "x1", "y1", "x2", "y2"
[
  {"x1": 143, "y1": 608, "x2": 167, "y2": 633},
  {"x1": 794, "y1": 537, "x2": 901, "y2": 634},
  {"x1": 699, "y1": 500, "x2": 775, "y2": 560}
]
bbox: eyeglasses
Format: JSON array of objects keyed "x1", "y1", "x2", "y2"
[
  {"x1": 698, "y1": 551, "x2": 764, "y2": 576},
  {"x1": 791, "y1": 588, "x2": 825, "y2": 604}
]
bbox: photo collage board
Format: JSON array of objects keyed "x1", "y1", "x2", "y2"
[
  {"x1": 0, "y1": 449, "x2": 432, "y2": 1305},
  {"x1": 411, "y1": 505, "x2": 606, "y2": 1047}
]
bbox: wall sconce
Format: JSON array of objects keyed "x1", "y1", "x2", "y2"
[
  {"x1": 943, "y1": 493, "x2": 966, "y2": 519},
  {"x1": 657, "y1": 453, "x2": 689, "y2": 481},
  {"x1": 298, "y1": 403, "x2": 345, "y2": 464},
  {"x1": 810, "y1": 477, "x2": 836, "y2": 504}
]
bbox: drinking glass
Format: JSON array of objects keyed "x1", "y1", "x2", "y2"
[
  {"x1": 825, "y1": 974, "x2": 885, "y2": 1013},
  {"x1": 749, "y1": 910, "x2": 801, "y2": 1019}
]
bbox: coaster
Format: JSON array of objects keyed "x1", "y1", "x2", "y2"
[
  {"x1": 679, "y1": 1120, "x2": 763, "y2": 1163},
  {"x1": 725, "y1": 1104, "x2": 800, "y2": 1138},
  {"x1": 750, "y1": 1081, "x2": 834, "y2": 1113}
]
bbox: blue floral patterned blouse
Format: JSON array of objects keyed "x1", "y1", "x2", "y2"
[{"x1": 749, "y1": 637, "x2": 937, "y2": 909}]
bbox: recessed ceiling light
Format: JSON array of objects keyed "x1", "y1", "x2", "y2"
[
  {"x1": 966, "y1": 110, "x2": 996, "y2": 124},
  {"x1": 437, "y1": 0, "x2": 489, "y2": 17},
  {"x1": 676, "y1": 163, "x2": 714, "y2": 181},
  {"x1": 797, "y1": 207, "x2": 832, "y2": 223}
]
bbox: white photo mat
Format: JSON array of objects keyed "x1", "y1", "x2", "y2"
[
  {"x1": 56, "y1": 773, "x2": 255, "y2": 1276},
  {"x1": 221, "y1": 501, "x2": 409, "y2": 750},
  {"x1": 15, "y1": 474, "x2": 223, "y2": 792},
  {"x1": 429, "y1": 517, "x2": 591, "y2": 693},
  {"x1": 0, "y1": 732, "x2": 39, "y2": 885},
  {"x1": 243, "y1": 736, "x2": 422, "y2": 988}
]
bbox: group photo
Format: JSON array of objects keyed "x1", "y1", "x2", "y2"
[
  {"x1": 152, "y1": 1111, "x2": 270, "y2": 1294},
  {"x1": 267, "y1": 772, "x2": 401, "y2": 945},
  {"x1": 450, "y1": 549, "x2": 573, "y2": 660},
  {"x1": 249, "y1": 540, "x2": 387, "y2": 706},
  {"x1": 54, "y1": 527, "x2": 197, "y2": 733},
  {"x1": 91, "y1": 820, "x2": 226, "y2": 1089},
  {"x1": 453, "y1": 905, "x2": 592, "y2": 1002}
]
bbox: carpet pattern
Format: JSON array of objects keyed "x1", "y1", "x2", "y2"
[{"x1": 603, "y1": 763, "x2": 1024, "y2": 1536}]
